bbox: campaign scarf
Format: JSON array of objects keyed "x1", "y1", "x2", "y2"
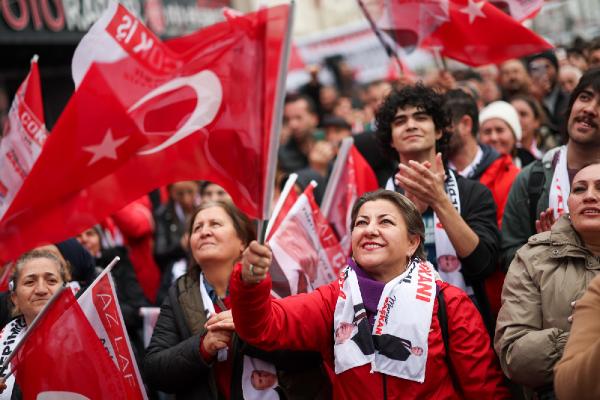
[
  {"x1": 0, "y1": 317, "x2": 26, "y2": 400},
  {"x1": 199, "y1": 273, "x2": 280, "y2": 398},
  {"x1": 548, "y1": 145, "x2": 569, "y2": 219},
  {"x1": 433, "y1": 170, "x2": 473, "y2": 295},
  {"x1": 333, "y1": 259, "x2": 436, "y2": 383}
]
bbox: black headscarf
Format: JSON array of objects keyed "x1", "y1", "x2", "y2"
[{"x1": 55, "y1": 238, "x2": 95, "y2": 284}]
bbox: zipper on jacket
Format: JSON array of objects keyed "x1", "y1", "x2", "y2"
[{"x1": 382, "y1": 374, "x2": 387, "y2": 400}]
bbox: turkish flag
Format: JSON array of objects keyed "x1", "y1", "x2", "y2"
[
  {"x1": 0, "y1": 3, "x2": 289, "y2": 262},
  {"x1": 422, "y1": 0, "x2": 552, "y2": 66},
  {"x1": 369, "y1": 0, "x2": 552, "y2": 66},
  {"x1": 268, "y1": 184, "x2": 345, "y2": 297},
  {"x1": 489, "y1": 0, "x2": 544, "y2": 21},
  {"x1": 0, "y1": 56, "x2": 48, "y2": 219},
  {"x1": 78, "y1": 271, "x2": 146, "y2": 399},
  {"x1": 12, "y1": 288, "x2": 128, "y2": 399},
  {"x1": 322, "y1": 140, "x2": 379, "y2": 255}
]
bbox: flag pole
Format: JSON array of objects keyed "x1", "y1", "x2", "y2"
[
  {"x1": 79, "y1": 256, "x2": 120, "y2": 296},
  {"x1": 357, "y1": 0, "x2": 404, "y2": 75},
  {"x1": 259, "y1": 0, "x2": 296, "y2": 244},
  {"x1": 321, "y1": 137, "x2": 354, "y2": 217},
  {"x1": 0, "y1": 285, "x2": 67, "y2": 377},
  {"x1": 264, "y1": 173, "x2": 298, "y2": 240}
]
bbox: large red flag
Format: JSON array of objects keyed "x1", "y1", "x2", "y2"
[
  {"x1": 0, "y1": 3, "x2": 290, "y2": 263},
  {"x1": 12, "y1": 288, "x2": 128, "y2": 399},
  {"x1": 0, "y1": 56, "x2": 48, "y2": 219},
  {"x1": 268, "y1": 183, "x2": 345, "y2": 297},
  {"x1": 78, "y1": 268, "x2": 147, "y2": 399},
  {"x1": 321, "y1": 138, "x2": 379, "y2": 255},
  {"x1": 367, "y1": 0, "x2": 552, "y2": 66}
]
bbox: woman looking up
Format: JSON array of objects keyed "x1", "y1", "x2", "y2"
[
  {"x1": 495, "y1": 163, "x2": 600, "y2": 399},
  {"x1": 144, "y1": 201, "x2": 327, "y2": 399}
]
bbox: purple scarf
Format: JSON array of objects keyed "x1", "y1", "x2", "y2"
[{"x1": 348, "y1": 258, "x2": 385, "y2": 327}]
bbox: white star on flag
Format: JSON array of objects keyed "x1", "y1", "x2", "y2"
[
  {"x1": 460, "y1": 0, "x2": 486, "y2": 24},
  {"x1": 83, "y1": 129, "x2": 128, "y2": 166}
]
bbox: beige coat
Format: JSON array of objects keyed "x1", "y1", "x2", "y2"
[
  {"x1": 554, "y1": 273, "x2": 600, "y2": 400},
  {"x1": 494, "y1": 215, "x2": 600, "y2": 396}
]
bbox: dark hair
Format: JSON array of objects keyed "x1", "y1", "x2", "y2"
[
  {"x1": 443, "y1": 89, "x2": 479, "y2": 136},
  {"x1": 284, "y1": 93, "x2": 318, "y2": 116},
  {"x1": 186, "y1": 201, "x2": 256, "y2": 278},
  {"x1": 375, "y1": 83, "x2": 451, "y2": 163},
  {"x1": 565, "y1": 67, "x2": 600, "y2": 137},
  {"x1": 350, "y1": 190, "x2": 426, "y2": 261},
  {"x1": 509, "y1": 94, "x2": 548, "y2": 125}
]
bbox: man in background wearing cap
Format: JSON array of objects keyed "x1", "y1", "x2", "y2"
[
  {"x1": 501, "y1": 67, "x2": 600, "y2": 268},
  {"x1": 527, "y1": 50, "x2": 569, "y2": 139}
]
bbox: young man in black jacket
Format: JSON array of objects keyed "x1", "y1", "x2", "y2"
[{"x1": 376, "y1": 84, "x2": 500, "y2": 333}]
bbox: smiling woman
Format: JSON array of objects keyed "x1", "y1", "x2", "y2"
[
  {"x1": 0, "y1": 250, "x2": 68, "y2": 399},
  {"x1": 230, "y1": 189, "x2": 509, "y2": 399},
  {"x1": 144, "y1": 201, "x2": 329, "y2": 399},
  {"x1": 495, "y1": 163, "x2": 600, "y2": 399}
]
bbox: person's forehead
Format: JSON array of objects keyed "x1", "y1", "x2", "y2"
[{"x1": 394, "y1": 105, "x2": 427, "y2": 116}]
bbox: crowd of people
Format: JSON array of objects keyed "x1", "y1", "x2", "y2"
[{"x1": 1, "y1": 35, "x2": 600, "y2": 399}]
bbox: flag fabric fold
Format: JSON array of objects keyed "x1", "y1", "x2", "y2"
[
  {"x1": 0, "y1": 3, "x2": 290, "y2": 263},
  {"x1": 78, "y1": 269, "x2": 147, "y2": 399},
  {"x1": 12, "y1": 288, "x2": 128, "y2": 400},
  {"x1": 0, "y1": 56, "x2": 48, "y2": 220},
  {"x1": 268, "y1": 183, "x2": 345, "y2": 298},
  {"x1": 321, "y1": 139, "x2": 379, "y2": 255},
  {"x1": 365, "y1": 0, "x2": 552, "y2": 66}
]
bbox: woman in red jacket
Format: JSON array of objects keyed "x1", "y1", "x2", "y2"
[{"x1": 225, "y1": 190, "x2": 509, "y2": 399}]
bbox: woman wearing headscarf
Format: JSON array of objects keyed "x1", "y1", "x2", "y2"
[
  {"x1": 228, "y1": 190, "x2": 509, "y2": 399},
  {"x1": 495, "y1": 163, "x2": 600, "y2": 399}
]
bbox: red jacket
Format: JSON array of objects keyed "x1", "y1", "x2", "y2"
[
  {"x1": 477, "y1": 154, "x2": 519, "y2": 229},
  {"x1": 230, "y1": 265, "x2": 509, "y2": 400},
  {"x1": 111, "y1": 197, "x2": 161, "y2": 302}
]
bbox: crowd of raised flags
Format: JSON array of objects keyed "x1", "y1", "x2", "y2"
[{"x1": 0, "y1": 0, "x2": 598, "y2": 398}]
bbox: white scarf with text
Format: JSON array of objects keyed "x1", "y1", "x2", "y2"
[{"x1": 333, "y1": 260, "x2": 436, "y2": 382}]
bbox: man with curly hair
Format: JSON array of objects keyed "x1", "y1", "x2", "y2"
[{"x1": 377, "y1": 84, "x2": 500, "y2": 334}]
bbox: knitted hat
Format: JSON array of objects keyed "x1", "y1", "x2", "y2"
[{"x1": 479, "y1": 101, "x2": 522, "y2": 142}]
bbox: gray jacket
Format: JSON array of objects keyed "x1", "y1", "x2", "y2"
[{"x1": 494, "y1": 215, "x2": 600, "y2": 398}]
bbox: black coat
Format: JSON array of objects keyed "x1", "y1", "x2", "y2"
[{"x1": 144, "y1": 274, "x2": 329, "y2": 400}]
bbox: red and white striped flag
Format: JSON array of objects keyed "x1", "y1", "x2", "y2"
[
  {"x1": 266, "y1": 173, "x2": 299, "y2": 241},
  {"x1": 78, "y1": 264, "x2": 147, "y2": 399},
  {"x1": 268, "y1": 183, "x2": 345, "y2": 297},
  {"x1": 0, "y1": 55, "x2": 47, "y2": 219},
  {"x1": 321, "y1": 138, "x2": 379, "y2": 255}
]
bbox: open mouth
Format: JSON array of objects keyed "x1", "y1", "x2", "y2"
[
  {"x1": 362, "y1": 242, "x2": 384, "y2": 250},
  {"x1": 581, "y1": 208, "x2": 600, "y2": 215},
  {"x1": 574, "y1": 116, "x2": 599, "y2": 130}
]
